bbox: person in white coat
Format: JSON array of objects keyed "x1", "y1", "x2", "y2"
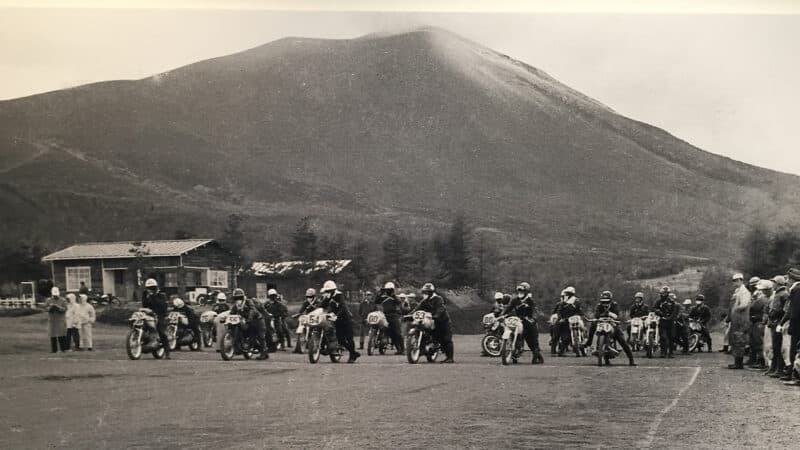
[
  {"x1": 77, "y1": 294, "x2": 96, "y2": 351},
  {"x1": 65, "y1": 293, "x2": 81, "y2": 351}
]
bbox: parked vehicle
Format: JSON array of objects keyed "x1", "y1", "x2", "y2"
[
  {"x1": 166, "y1": 311, "x2": 200, "y2": 351},
  {"x1": 499, "y1": 316, "x2": 525, "y2": 366},
  {"x1": 306, "y1": 308, "x2": 342, "y2": 364},
  {"x1": 405, "y1": 310, "x2": 440, "y2": 364},
  {"x1": 481, "y1": 313, "x2": 503, "y2": 357},
  {"x1": 125, "y1": 308, "x2": 166, "y2": 360},
  {"x1": 366, "y1": 310, "x2": 389, "y2": 356}
]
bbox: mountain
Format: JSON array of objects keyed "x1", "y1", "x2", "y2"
[{"x1": 1, "y1": 27, "x2": 798, "y2": 260}]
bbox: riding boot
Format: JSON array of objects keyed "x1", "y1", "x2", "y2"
[
  {"x1": 440, "y1": 342, "x2": 455, "y2": 363},
  {"x1": 531, "y1": 349, "x2": 544, "y2": 364},
  {"x1": 728, "y1": 356, "x2": 744, "y2": 369}
]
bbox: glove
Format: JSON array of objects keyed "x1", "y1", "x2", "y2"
[{"x1": 776, "y1": 325, "x2": 783, "y2": 333}]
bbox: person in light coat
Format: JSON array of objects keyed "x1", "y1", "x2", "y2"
[
  {"x1": 45, "y1": 287, "x2": 68, "y2": 352},
  {"x1": 77, "y1": 294, "x2": 96, "y2": 351},
  {"x1": 65, "y1": 293, "x2": 81, "y2": 350},
  {"x1": 728, "y1": 273, "x2": 752, "y2": 369}
]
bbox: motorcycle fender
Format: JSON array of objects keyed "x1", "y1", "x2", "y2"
[{"x1": 501, "y1": 327, "x2": 513, "y2": 340}]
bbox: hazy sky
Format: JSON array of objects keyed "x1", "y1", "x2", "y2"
[{"x1": 1, "y1": 8, "x2": 798, "y2": 175}]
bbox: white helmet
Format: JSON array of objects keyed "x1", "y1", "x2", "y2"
[
  {"x1": 305, "y1": 288, "x2": 317, "y2": 297},
  {"x1": 172, "y1": 298, "x2": 185, "y2": 308},
  {"x1": 216, "y1": 292, "x2": 227, "y2": 301},
  {"x1": 267, "y1": 289, "x2": 278, "y2": 297},
  {"x1": 50, "y1": 287, "x2": 60, "y2": 297},
  {"x1": 322, "y1": 280, "x2": 337, "y2": 292},
  {"x1": 564, "y1": 286, "x2": 576, "y2": 295},
  {"x1": 145, "y1": 278, "x2": 158, "y2": 288},
  {"x1": 683, "y1": 299, "x2": 692, "y2": 306},
  {"x1": 494, "y1": 292, "x2": 504, "y2": 300},
  {"x1": 384, "y1": 282, "x2": 396, "y2": 290}
]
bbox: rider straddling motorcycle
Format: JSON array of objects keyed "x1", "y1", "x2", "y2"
[
  {"x1": 584, "y1": 291, "x2": 637, "y2": 366},
  {"x1": 229, "y1": 291, "x2": 269, "y2": 359},
  {"x1": 319, "y1": 280, "x2": 361, "y2": 363},
  {"x1": 553, "y1": 286, "x2": 585, "y2": 357},
  {"x1": 499, "y1": 282, "x2": 544, "y2": 364},
  {"x1": 408, "y1": 283, "x2": 454, "y2": 363}
]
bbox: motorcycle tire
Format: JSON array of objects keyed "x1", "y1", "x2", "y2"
[
  {"x1": 482, "y1": 334, "x2": 502, "y2": 358},
  {"x1": 189, "y1": 337, "x2": 201, "y2": 352},
  {"x1": 110, "y1": 297, "x2": 121, "y2": 307},
  {"x1": 500, "y1": 339, "x2": 512, "y2": 366},
  {"x1": 597, "y1": 334, "x2": 606, "y2": 367},
  {"x1": 426, "y1": 346, "x2": 440, "y2": 363},
  {"x1": 329, "y1": 350, "x2": 342, "y2": 363},
  {"x1": 220, "y1": 332, "x2": 236, "y2": 361},
  {"x1": 367, "y1": 329, "x2": 376, "y2": 356},
  {"x1": 152, "y1": 346, "x2": 166, "y2": 359},
  {"x1": 203, "y1": 332, "x2": 213, "y2": 348},
  {"x1": 308, "y1": 333, "x2": 322, "y2": 364},
  {"x1": 406, "y1": 334, "x2": 421, "y2": 364},
  {"x1": 167, "y1": 327, "x2": 178, "y2": 351},
  {"x1": 125, "y1": 329, "x2": 143, "y2": 360},
  {"x1": 688, "y1": 333, "x2": 700, "y2": 352}
]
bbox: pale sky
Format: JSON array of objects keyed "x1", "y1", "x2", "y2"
[{"x1": 1, "y1": 6, "x2": 798, "y2": 175}]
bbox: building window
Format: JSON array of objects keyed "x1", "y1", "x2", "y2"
[
  {"x1": 256, "y1": 283, "x2": 267, "y2": 300},
  {"x1": 66, "y1": 267, "x2": 91, "y2": 291},
  {"x1": 164, "y1": 272, "x2": 178, "y2": 288},
  {"x1": 208, "y1": 270, "x2": 228, "y2": 288},
  {"x1": 185, "y1": 271, "x2": 198, "y2": 287}
]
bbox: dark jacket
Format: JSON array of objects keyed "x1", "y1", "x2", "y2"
[
  {"x1": 654, "y1": 296, "x2": 678, "y2": 321},
  {"x1": 267, "y1": 300, "x2": 288, "y2": 318},
  {"x1": 629, "y1": 302, "x2": 650, "y2": 318},
  {"x1": 415, "y1": 294, "x2": 449, "y2": 322},
  {"x1": 230, "y1": 299, "x2": 264, "y2": 322},
  {"x1": 358, "y1": 299, "x2": 376, "y2": 321},
  {"x1": 594, "y1": 301, "x2": 620, "y2": 319},
  {"x1": 321, "y1": 291, "x2": 352, "y2": 321},
  {"x1": 768, "y1": 287, "x2": 788, "y2": 326},
  {"x1": 749, "y1": 292, "x2": 768, "y2": 323},
  {"x1": 688, "y1": 304, "x2": 711, "y2": 325},
  {"x1": 556, "y1": 299, "x2": 583, "y2": 319},
  {"x1": 174, "y1": 305, "x2": 199, "y2": 326},
  {"x1": 376, "y1": 293, "x2": 402, "y2": 317},
  {"x1": 211, "y1": 302, "x2": 230, "y2": 314},
  {"x1": 142, "y1": 290, "x2": 169, "y2": 317},
  {"x1": 782, "y1": 282, "x2": 800, "y2": 333},
  {"x1": 299, "y1": 298, "x2": 319, "y2": 314},
  {"x1": 501, "y1": 294, "x2": 536, "y2": 320}
]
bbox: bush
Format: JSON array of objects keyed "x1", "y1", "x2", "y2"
[
  {"x1": 96, "y1": 306, "x2": 140, "y2": 326},
  {"x1": 0, "y1": 307, "x2": 44, "y2": 318}
]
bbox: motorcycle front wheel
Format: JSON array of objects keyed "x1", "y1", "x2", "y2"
[
  {"x1": 203, "y1": 329, "x2": 214, "y2": 348},
  {"x1": 308, "y1": 332, "x2": 322, "y2": 364},
  {"x1": 167, "y1": 326, "x2": 178, "y2": 351},
  {"x1": 596, "y1": 334, "x2": 607, "y2": 366},
  {"x1": 125, "y1": 329, "x2": 143, "y2": 360},
  {"x1": 500, "y1": 339, "x2": 512, "y2": 366},
  {"x1": 482, "y1": 334, "x2": 502, "y2": 357},
  {"x1": 688, "y1": 333, "x2": 700, "y2": 352},
  {"x1": 220, "y1": 332, "x2": 236, "y2": 361},
  {"x1": 152, "y1": 346, "x2": 166, "y2": 359},
  {"x1": 367, "y1": 328, "x2": 377, "y2": 356},
  {"x1": 406, "y1": 333, "x2": 421, "y2": 364}
]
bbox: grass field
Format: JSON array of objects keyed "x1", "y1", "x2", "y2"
[{"x1": 0, "y1": 314, "x2": 797, "y2": 449}]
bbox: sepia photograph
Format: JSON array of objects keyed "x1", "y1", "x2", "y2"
[{"x1": 0, "y1": 0, "x2": 798, "y2": 448}]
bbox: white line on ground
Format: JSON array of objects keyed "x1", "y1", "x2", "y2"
[{"x1": 641, "y1": 366, "x2": 701, "y2": 448}]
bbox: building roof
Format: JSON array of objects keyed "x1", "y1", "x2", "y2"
[
  {"x1": 250, "y1": 260, "x2": 352, "y2": 277},
  {"x1": 42, "y1": 239, "x2": 215, "y2": 262}
]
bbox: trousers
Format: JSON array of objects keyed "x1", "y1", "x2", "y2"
[{"x1": 80, "y1": 324, "x2": 93, "y2": 349}]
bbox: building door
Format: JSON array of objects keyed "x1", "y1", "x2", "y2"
[{"x1": 103, "y1": 269, "x2": 128, "y2": 298}]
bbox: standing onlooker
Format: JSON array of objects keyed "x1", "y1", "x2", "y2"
[
  {"x1": 748, "y1": 280, "x2": 771, "y2": 369},
  {"x1": 78, "y1": 281, "x2": 90, "y2": 297},
  {"x1": 65, "y1": 293, "x2": 81, "y2": 351},
  {"x1": 77, "y1": 294, "x2": 95, "y2": 351},
  {"x1": 728, "y1": 273, "x2": 752, "y2": 370},
  {"x1": 766, "y1": 275, "x2": 789, "y2": 377},
  {"x1": 45, "y1": 287, "x2": 68, "y2": 352},
  {"x1": 779, "y1": 268, "x2": 800, "y2": 384},
  {"x1": 357, "y1": 291, "x2": 375, "y2": 350}
]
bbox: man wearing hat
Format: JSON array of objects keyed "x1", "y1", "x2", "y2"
[
  {"x1": 766, "y1": 276, "x2": 789, "y2": 377},
  {"x1": 747, "y1": 279, "x2": 771, "y2": 369},
  {"x1": 728, "y1": 273, "x2": 752, "y2": 369},
  {"x1": 689, "y1": 294, "x2": 712, "y2": 352},
  {"x1": 779, "y1": 268, "x2": 800, "y2": 383},
  {"x1": 654, "y1": 287, "x2": 678, "y2": 358},
  {"x1": 44, "y1": 287, "x2": 68, "y2": 352}
]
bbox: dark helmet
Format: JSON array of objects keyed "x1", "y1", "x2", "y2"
[
  {"x1": 600, "y1": 290, "x2": 613, "y2": 301},
  {"x1": 232, "y1": 288, "x2": 246, "y2": 300}
]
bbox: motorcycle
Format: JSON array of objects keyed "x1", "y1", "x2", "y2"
[
  {"x1": 687, "y1": 319, "x2": 706, "y2": 352},
  {"x1": 220, "y1": 314, "x2": 262, "y2": 360},
  {"x1": 628, "y1": 316, "x2": 646, "y2": 352},
  {"x1": 366, "y1": 310, "x2": 389, "y2": 356},
  {"x1": 481, "y1": 313, "x2": 503, "y2": 357},
  {"x1": 293, "y1": 313, "x2": 309, "y2": 354},
  {"x1": 306, "y1": 308, "x2": 343, "y2": 364},
  {"x1": 166, "y1": 311, "x2": 200, "y2": 352},
  {"x1": 568, "y1": 315, "x2": 587, "y2": 357},
  {"x1": 199, "y1": 310, "x2": 218, "y2": 347},
  {"x1": 499, "y1": 316, "x2": 525, "y2": 365},
  {"x1": 643, "y1": 312, "x2": 660, "y2": 359},
  {"x1": 405, "y1": 310, "x2": 440, "y2": 364},
  {"x1": 125, "y1": 308, "x2": 167, "y2": 360},
  {"x1": 592, "y1": 317, "x2": 621, "y2": 366}
]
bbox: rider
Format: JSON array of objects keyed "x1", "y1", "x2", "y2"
[
  {"x1": 500, "y1": 282, "x2": 544, "y2": 364},
  {"x1": 375, "y1": 282, "x2": 405, "y2": 354},
  {"x1": 171, "y1": 298, "x2": 202, "y2": 348},
  {"x1": 688, "y1": 294, "x2": 712, "y2": 352},
  {"x1": 229, "y1": 293, "x2": 268, "y2": 359},
  {"x1": 299, "y1": 288, "x2": 320, "y2": 314},
  {"x1": 267, "y1": 289, "x2": 291, "y2": 350},
  {"x1": 585, "y1": 291, "x2": 636, "y2": 366},
  {"x1": 211, "y1": 292, "x2": 230, "y2": 314},
  {"x1": 554, "y1": 286, "x2": 583, "y2": 356},
  {"x1": 627, "y1": 292, "x2": 649, "y2": 341},
  {"x1": 676, "y1": 299, "x2": 692, "y2": 353},
  {"x1": 413, "y1": 283, "x2": 454, "y2": 363},
  {"x1": 141, "y1": 278, "x2": 171, "y2": 359},
  {"x1": 654, "y1": 286, "x2": 678, "y2": 358},
  {"x1": 319, "y1": 280, "x2": 360, "y2": 363},
  {"x1": 491, "y1": 292, "x2": 505, "y2": 315}
]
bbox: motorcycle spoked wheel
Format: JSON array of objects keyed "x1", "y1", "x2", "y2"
[
  {"x1": 425, "y1": 341, "x2": 440, "y2": 363},
  {"x1": 167, "y1": 326, "x2": 178, "y2": 351},
  {"x1": 203, "y1": 330, "x2": 214, "y2": 348},
  {"x1": 596, "y1": 334, "x2": 607, "y2": 366},
  {"x1": 189, "y1": 334, "x2": 201, "y2": 352},
  {"x1": 481, "y1": 334, "x2": 502, "y2": 357},
  {"x1": 500, "y1": 338, "x2": 512, "y2": 366},
  {"x1": 688, "y1": 333, "x2": 700, "y2": 352},
  {"x1": 126, "y1": 329, "x2": 143, "y2": 360},
  {"x1": 152, "y1": 345, "x2": 166, "y2": 359},
  {"x1": 308, "y1": 333, "x2": 322, "y2": 364},
  {"x1": 220, "y1": 332, "x2": 236, "y2": 361},
  {"x1": 406, "y1": 333, "x2": 421, "y2": 364},
  {"x1": 367, "y1": 328, "x2": 377, "y2": 356}
]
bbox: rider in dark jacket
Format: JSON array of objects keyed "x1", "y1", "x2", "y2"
[
  {"x1": 319, "y1": 280, "x2": 360, "y2": 363},
  {"x1": 654, "y1": 287, "x2": 678, "y2": 358},
  {"x1": 375, "y1": 282, "x2": 405, "y2": 354},
  {"x1": 412, "y1": 283, "x2": 454, "y2": 363},
  {"x1": 141, "y1": 278, "x2": 171, "y2": 359},
  {"x1": 172, "y1": 298, "x2": 202, "y2": 348},
  {"x1": 229, "y1": 292, "x2": 268, "y2": 359},
  {"x1": 267, "y1": 290, "x2": 291, "y2": 350},
  {"x1": 585, "y1": 291, "x2": 636, "y2": 366},
  {"x1": 500, "y1": 282, "x2": 544, "y2": 364},
  {"x1": 688, "y1": 294, "x2": 713, "y2": 351},
  {"x1": 554, "y1": 287, "x2": 583, "y2": 356}
]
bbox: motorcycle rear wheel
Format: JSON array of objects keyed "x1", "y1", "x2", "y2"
[
  {"x1": 688, "y1": 333, "x2": 700, "y2": 352},
  {"x1": 482, "y1": 334, "x2": 501, "y2": 357}
]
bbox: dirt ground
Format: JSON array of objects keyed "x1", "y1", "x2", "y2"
[{"x1": 1, "y1": 314, "x2": 798, "y2": 449}]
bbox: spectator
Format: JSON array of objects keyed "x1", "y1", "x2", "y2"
[
  {"x1": 728, "y1": 273, "x2": 752, "y2": 370},
  {"x1": 77, "y1": 294, "x2": 95, "y2": 351},
  {"x1": 65, "y1": 293, "x2": 81, "y2": 351},
  {"x1": 357, "y1": 291, "x2": 376, "y2": 350},
  {"x1": 45, "y1": 287, "x2": 68, "y2": 353},
  {"x1": 779, "y1": 268, "x2": 800, "y2": 384},
  {"x1": 748, "y1": 280, "x2": 771, "y2": 369},
  {"x1": 78, "y1": 281, "x2": 90, "y2": 297},
  {"x1": 766, "y1": 275, "x2": 789, "y2": 377}
]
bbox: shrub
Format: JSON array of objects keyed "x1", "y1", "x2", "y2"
[
  {"x1": 0, "y1": 308, "x2": 44, "y2": 318},
  {"x1": 96, "y1": 306, "x2": 140, "y2": 326}
]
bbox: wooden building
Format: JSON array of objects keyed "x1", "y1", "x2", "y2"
[{"x1": 42, "y1": 239, "x2": 234, "y2": 301}]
